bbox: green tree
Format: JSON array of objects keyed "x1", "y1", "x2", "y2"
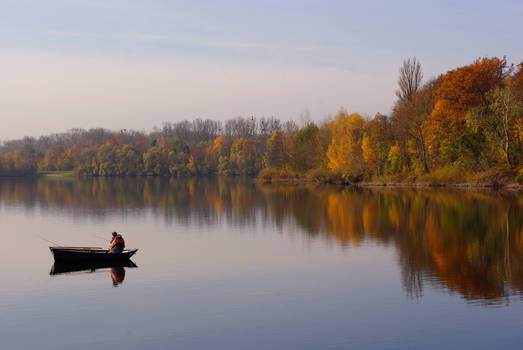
[
  {"x1": 143, "y1": 146, "x2": 168, "y2": 175},
  {"x1": 386, "y1": 144, "x2": 403, "y2": 174},
  {"x1": 97, "y1": 143, "x2": 118, "y2": 175},
  {"x1": 363, "y1": 114, "x2": 393, "y2": 176},
  {"x1": 291, "y1": 124, "x2": 320, "y2": 172},
  {"x1": 265, "y1": 131, "x2": 285, "y2": 168},
  {"x1": 116, "y1": 144, "x2": 142, "y2": 175},
  {"x1": 468, "y1": 86, "x2": 523, "y2": 167}
]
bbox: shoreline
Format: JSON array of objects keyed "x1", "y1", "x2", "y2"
[
  {"x1": 259, "y1": 178, "x2": 523, "y2": 190},
  {"x1": 1, "y1": 173, "x2": 521, "y2": 190},
  {"x1": 357, "y1": 181, "x2": 522, "y2": 190}
]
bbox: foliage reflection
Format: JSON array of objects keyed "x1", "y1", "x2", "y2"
[{"x1": 1, "y1": 177, "x2": 521, "y2": 303}]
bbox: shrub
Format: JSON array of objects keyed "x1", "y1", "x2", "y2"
[
  {"x1": 516, "y1": 169, "x2": 523, "y2": 184},
  {"x1": 258, "y1": 168, "x2": 298, "y2": 180},
  {"x1": 305, "y1": 168, "x2": 341, "y2": 183},
  {"x1": 418, "y1": 164, "x2": 468, "y2": 183}
]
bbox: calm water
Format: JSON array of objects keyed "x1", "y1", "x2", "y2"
[{"x1": 0, "y1": 177, "x2": 522, "y2": 349}]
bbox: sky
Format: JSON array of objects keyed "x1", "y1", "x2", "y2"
[{"x1": 0, "y1": 0, "x2": 522, "y2": 140}]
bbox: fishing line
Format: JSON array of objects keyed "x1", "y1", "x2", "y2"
[
  {"x1": 34, "y1": 233, "x2": 60, "y2": 246},
  {"x1": 90, "y1": 233, "x2": 110, "y2": 242},
  {"x1": 34, "y1": 232, "x2": 110, "y2": 246},
  {"x1": 38, "y1": 233, "x2": 108, "y2": 245}
]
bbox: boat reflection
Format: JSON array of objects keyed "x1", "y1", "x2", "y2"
[{"x1": 50, "y1": 260, "x2": 138, "y2": 287}]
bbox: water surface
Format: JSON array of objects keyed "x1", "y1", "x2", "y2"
[{"x1": 0, "y1": 177, "x2": 522, "y2": 349}]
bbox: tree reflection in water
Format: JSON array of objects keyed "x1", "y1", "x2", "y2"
[{"x1": 3, "y1": 176, "x2": 522, "y2": 303}]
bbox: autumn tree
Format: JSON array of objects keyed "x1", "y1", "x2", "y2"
[
  {"x1": 508, "y1": 62, "x2": 523, "y2": 98},
  {"x1": 386, "y1": 143, "x2": 403, "y2": 174},
  {"x1": 143, "y1": 146, "x2": 168, "y2": 175},
  {"x1": 362, "y1": 114, "x2": 393, "y2": 176},
  {"x1": 326, "y1": 112, "x2": 366, "y2": 181},
  {"x1": 468, "y1": 86, "x2": 523, "y2": 167},
  {"x1": 186, "y1": 142, "x2": 213, "y2": 175},
  {"x1": 392, "y1": 79, "x2": 439, "y2": 174},
  {"x1": 116, "y1": 144, "x2": 142, "y2": 175},
  {"x1": 265, "y1": 131, "x2": 285, "y2": 169},
  {"x1": 390, "y1": 58, "x2": 426, "y2": 173},
  {"x1": 436, "y1": 57, "x2": 507, "y2": 120},
  {"x1": 212, "y1": 136, "x2": 230, "y2": 159},
  {"x1": 97, "y1": 143, "x2": 118, "y2": 175},
  {"x1": 291, "y1": 124, "x2": 320, "y2": 172},
  {"x1": 229, "y1": 139, "x2": 262, "y2": 175},
  {"x1": 425, "y1": 57, "x2": 508, "y2": 168},
  {"x1": 76, "y1": 148, "x2": 97, "y2": 176}
]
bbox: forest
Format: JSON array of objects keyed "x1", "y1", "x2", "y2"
[{"x1": 0, "y1": 57, "x2": 522, "y2": 184}]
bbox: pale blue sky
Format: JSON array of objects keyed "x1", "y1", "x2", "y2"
[{"x1": 0, "y1": 0, "x2": 522, "y2": 139}]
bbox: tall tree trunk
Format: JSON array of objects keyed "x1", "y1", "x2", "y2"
[{"x1": 502, "y1": 96, "x2": 513, "y2": 167}]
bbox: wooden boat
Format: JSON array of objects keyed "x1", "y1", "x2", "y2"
[{"x1": 49, "y1": 246, "x2": 138, "y2": 263}]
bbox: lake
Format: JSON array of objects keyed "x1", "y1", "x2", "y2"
[{"x1": 0, "y1": 176, "x2": 522, "y2": 349}]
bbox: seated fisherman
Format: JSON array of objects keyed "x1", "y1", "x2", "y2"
[{"x1": 109, "y1": 231, "x2": 125, "y2": 253}]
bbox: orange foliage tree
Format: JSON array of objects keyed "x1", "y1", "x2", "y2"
[{"x1": 425, "y1": 57, "x2": 509, "y2": 168}]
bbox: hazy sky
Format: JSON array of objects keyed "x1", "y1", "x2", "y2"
[{"x1": 0, "y1": 0, "x2": 522, "y2": 140}]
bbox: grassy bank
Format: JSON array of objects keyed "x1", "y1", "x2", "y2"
[
  {"x1": 37, "y1": 170, "x2": 74, "y2": 177},
  {"x1": 258, "y1": 166, "x2": 523, "y2": 190}
]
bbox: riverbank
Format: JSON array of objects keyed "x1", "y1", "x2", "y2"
[
  {"x1": 37, "y1": 170, "x2": 74, "y2": 177},
  {"x1": 3, "y1": 168, "x2": 522, "y2": 190},
  {"x1": 258, "y1": 164, "x2": 523, "y2": 190},
  {"x1": 260, "y1": 178, "x2": 523, "y2": 190},
  {"x1": 357, "y1": 181, "x2": 523, "y2": 190},
  {"x1": 258, "y1": 168, "x2": 523, "y2": 190}
]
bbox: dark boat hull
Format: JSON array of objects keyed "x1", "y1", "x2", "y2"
[{"x1": 50, "y1": 247, "x2": 138, "y2": 263}]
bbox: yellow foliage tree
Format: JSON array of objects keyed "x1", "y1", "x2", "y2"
[
  {"x1": 386, "y1": 143, "x2": 403, "y2": 174},
  {"x1": 362, "y1": 133, "x2": 376, "y2": 169},
  {"x1": 326, "y1": 111, "x2": 366, "y2": 180}
]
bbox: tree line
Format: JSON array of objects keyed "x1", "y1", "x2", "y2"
[{"x1": 0, "y1": 57, "x2": 522, "y2": 182}]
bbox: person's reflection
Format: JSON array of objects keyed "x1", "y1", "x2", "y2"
[{"x1": 110, "y1": 266, "x2": 126, "y2": 287}]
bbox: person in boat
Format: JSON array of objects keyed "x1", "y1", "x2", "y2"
[{"x1": 109, "y1": 231, "x2": 125, "y2": 253}]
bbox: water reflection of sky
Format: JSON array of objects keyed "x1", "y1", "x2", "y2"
[{"x1": 0, "y1": 177, "x2": 522, "y2": 349}]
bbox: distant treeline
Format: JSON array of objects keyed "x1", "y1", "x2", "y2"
[{"x1": 0, "y1": 57, "x2": 522, "y2": 182}]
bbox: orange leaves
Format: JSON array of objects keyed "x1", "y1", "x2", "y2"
[
  {"x1": 434, "y1": 57, "x2": 507, "y2": 120},
  {"x1": 508, "y1": 62, "x2": 523, "y2": 98},
  {"x1": 421, "y1": 57, "x2": 511, "y2": 167},
  {"x1": 212, "y1": 135, "x2": 230, "y2": 158}
]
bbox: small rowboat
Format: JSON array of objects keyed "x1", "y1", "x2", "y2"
[{"x1": 49, "y1": 246, "x2": 138, "y2": 263}]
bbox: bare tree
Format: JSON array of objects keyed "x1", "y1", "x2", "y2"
[
  {"x1": 258, "y1": 117, "x2": 282, "y2": 137},
  {"x1": 224, "y1": 117, "x2": 257, "y2": 138},
  {"x1": 396, "y1": 57, "x2": 423, "y2": 104}
]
